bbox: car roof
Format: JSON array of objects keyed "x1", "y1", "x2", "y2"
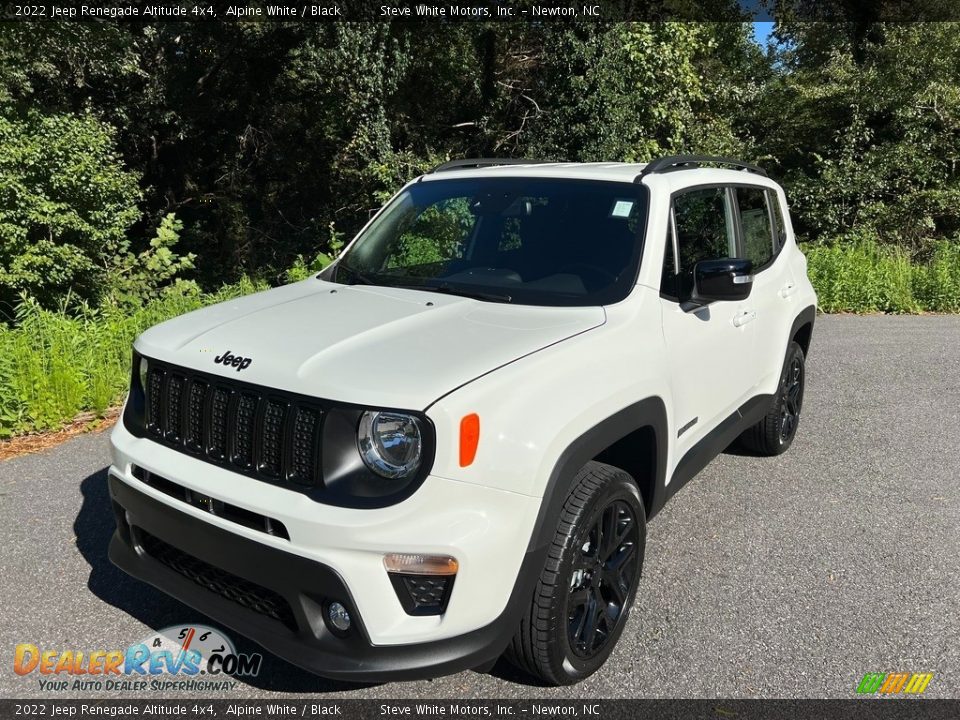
[{"x1": 417, "y1": 161, "x2": 779, "y2": 190}]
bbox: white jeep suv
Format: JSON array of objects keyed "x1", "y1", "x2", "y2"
[{"x1": 108, "y1": 156, "x2": 817, "y2": 685}]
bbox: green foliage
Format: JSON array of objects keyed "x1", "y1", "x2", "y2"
[
  {"x1": 106, "y1": 213, "x2": 197, "y2": 306},
  {"x1": 804, "y1": 235, "x2": 960, "y2": 314},
  {"x1": 756, "y1": 23, "x2": 960, "y2": 253},
  {"x1": 285, "y1": 224, "x2": 346, "y2": 282},
  {"x1": 911, "y1": 240, "x2": 960, "y2": 312},
  {"x1": 0, "y1": 23, "x2": 141, "y2": 108},
  {"x1": 804, "y1": 234, "x2": 919, "y2": 313},
  {"x1": 0, "y1": 110, "x2": 142, "y2": 308},
  {"x1": 0, "y1": 22, "x2": 769, "y2": 283},
  {"x1": 483, "y1": 23, "x2": 760, "y2": 162},
  {"x1": 0, "y1": 278, "x2": 264, "y2": 438}
]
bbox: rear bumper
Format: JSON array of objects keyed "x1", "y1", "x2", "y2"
[{"x1": 108, "y1": 474, "x2": 544, "y2": 681}]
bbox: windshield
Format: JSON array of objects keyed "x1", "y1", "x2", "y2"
[{"x1": 333, "y1": 177, "x2": 648, "y2": 306}]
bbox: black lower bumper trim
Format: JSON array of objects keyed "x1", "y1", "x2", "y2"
[
  {"x1": 135, "y1": 526, "x2": 299, "y2": 631},
  {"x1": 107, "y1": 474, "x2": 542, "y2": 682}
]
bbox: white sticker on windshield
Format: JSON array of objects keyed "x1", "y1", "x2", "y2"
[{"x1": 610, "y1": 199, "x2": 634, "y2": 218}]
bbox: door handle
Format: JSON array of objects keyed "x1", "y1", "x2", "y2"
[
  {"x1": 779, "y1": 282, "x2": 797, "y2": 298},
  {"x1": 732, "y1": 309, "x2": 757, "y2": 327}
]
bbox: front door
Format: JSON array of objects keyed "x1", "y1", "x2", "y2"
[{"x1": 659, "y1": 186, "x2": 758, "y2": 462}]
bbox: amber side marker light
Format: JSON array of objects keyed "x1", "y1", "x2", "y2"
[
  {"x1": 383, "y1": 553, "x2": 459, "y2": 575},
  {"x1": 459, "y1": 413, "x2": 480, "y2": 467}
]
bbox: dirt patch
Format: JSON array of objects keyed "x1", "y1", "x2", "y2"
[{"x1": 0, "y1": 408, "x2": 121, "y2": 462}]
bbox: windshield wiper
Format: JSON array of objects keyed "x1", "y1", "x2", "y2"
[
  {"x1": 335, "y1": 266, "x2": 512, "y2": 302},
  {"x1": 336, "y1": 264, "x2": 377, "y2": 286},
  {"x1": 391, "y1": 281, "x2": 513, "y2": 304}
]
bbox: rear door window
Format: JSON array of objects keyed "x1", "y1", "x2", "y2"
[{"x1": 736, "y1": 187, "x2": 776, "y2": 270}]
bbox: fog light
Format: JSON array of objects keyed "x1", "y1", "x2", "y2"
[{"x1": 327, "y1": 602, "x2": 351, "y2": 633}]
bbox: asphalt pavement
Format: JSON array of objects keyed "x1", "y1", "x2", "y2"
[{"x1": 1, "y1": 314, "x2": 958, "y2": 699}]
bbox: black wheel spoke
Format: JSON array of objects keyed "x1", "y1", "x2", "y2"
[
  {"x1": 569, "y1": 605, "x2": 588, "y2": 645},
  {"x1": 787, "y1": 379, "x2": 801, "y2": 414},
  {"x1": 569, "y1": 587, "x2": 590, "y2": 609},
  {"x1": 787, "y1": 379, "x2": 801, "y2": 401},
  {"x1": 786, "y1": 396, "x2": 799, "y2": 416},
  {"x1": 611, "y1": 515, "x2": 633, "y2": 557},
  {"x1": 602, "y1": 506, "x2": 618, "y2": 556},
  {"x1": 606, "y1": 572, "x2": 627, "y2": 606},
  {"x1": 606, "y1": 541, "x2": 635, "y2": 572},
  {"x1": 581, "y1": 593, "x2": 600, "y2": 648},
  {"x1": 777, "y1": 356, "x2": 804, "y2": 442},
  {"x1": 592, "y1": 519, "x2": 603, "y2": 559},
  {"x1": 567, "y1": 495, "x2": 642, "y2": 659}
]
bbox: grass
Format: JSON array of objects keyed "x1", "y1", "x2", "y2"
[
  {"x1": 0, "y1": 278, "x2": 264, "y2": 439},
  {"x1": 804, "y1": 237, "x2": 960, "y2": 313}
]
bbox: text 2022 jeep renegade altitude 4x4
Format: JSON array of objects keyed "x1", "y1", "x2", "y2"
[{"x1": 108, "y1": 156, "x2": 817, "y2": 685}]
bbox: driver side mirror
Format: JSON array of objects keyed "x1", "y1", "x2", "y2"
[{"x1": 691, "y1": 258, "x2": 753, "y2": 304}]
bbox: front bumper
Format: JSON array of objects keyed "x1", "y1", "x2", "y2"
[
  {"x1": 108, "y1": 474, "x2": 544, "y2": 681},
  {"x1": 108, "y1": 421, "x2": 546, "y2": 681}
]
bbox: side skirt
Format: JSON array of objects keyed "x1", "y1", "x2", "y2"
[{"x1": 663, "y1": 394, "x2": 773, "y2": 504}]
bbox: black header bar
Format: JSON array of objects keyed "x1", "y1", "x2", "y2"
[
  {"x1": 4, "y1": 0, "x2": 960, "y2": 23},
  {"x1": 0, "y1": 699, "x2": 959, "y2": 720}
]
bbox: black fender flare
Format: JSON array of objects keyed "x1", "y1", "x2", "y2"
[
  {"x1": 789, "y1": 304, "x2": 817, "y2": 356},
  {"x1": 525, "y1": 396, "x2": 669, "y2": 554}
]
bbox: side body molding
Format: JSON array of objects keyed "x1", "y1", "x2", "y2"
[{"x1": 664, "y1": 303, "x2": 817, "y2": 506}]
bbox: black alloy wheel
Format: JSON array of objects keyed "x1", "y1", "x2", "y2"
[
  {"x1": 738, "y1": 340, "x2": 806, "y2": 456},
  {"x1": 567, "y1": 499, "x2": 640, "y2": 658},
  {"x1": 779, "y1": 352, "x2": 804, "y2": 444},
  {"x1": 506, "y1": 461, "x2": 646, "y2": 685}
]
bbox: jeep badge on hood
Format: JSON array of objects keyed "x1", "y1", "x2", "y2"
[{"x1": 214, "y1": 350, "x2": 252, "y2": 372}]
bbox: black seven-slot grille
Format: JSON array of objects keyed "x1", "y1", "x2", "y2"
[{"x1": 145, "y1": 364, "x2": 323, "y2": 487}]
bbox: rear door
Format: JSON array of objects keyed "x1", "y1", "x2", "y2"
[
  {"x1": 732, "y1": 186, "x2": 796, "y2": 391},
  {"x1": 659, "y1": 186, "x2": 757, "y2": 457}
]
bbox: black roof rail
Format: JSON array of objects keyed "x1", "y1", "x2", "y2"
[
  {"x1": 635, "y1": 155, "x2": 768, "y2": 181},
  {"x1": 428, "y1": 158, "x2": 547, "y2": 174}
]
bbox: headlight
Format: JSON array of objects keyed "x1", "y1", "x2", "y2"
[
  {"x1": 357, "y1": 411, "x2": 423, "y2": 479},
  {"x1": 123, "y1": 351, "x2": 149, "y2": 436},
  {"x1": 138, "y1": 356, "x2": 149, "y2": 392}
]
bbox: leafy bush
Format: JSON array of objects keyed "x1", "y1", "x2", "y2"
[
  {"x1": 0, "y1": 110, "x2": 142, "y2": 308},
  {"x1": 756, "y1": 24, "x2": 960, "y2": 254},
  {"x1": 284, "y1": 224, "x2": 345, "y2": 283},
  {"x1": 106, "y1": 213, "x2": 197, "y2": 306}
]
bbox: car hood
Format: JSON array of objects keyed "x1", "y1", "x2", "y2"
[{"x1": 135, "y1": 279, "x2": 605, "y2": 409}]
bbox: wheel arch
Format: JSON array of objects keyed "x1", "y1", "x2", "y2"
[
  {"x1": 526, "y1": 397, "x2": 669, "y2": 554},
  {"x1": 790, "y1": 304, "x2": 816, "y2": 358}
]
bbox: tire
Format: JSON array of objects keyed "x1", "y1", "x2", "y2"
[
  {"x1": 505, "y1": 461, "x2": 646, "y2": 685},
  {"x1": 739, "y1": 340, "x2": 806, "y2": 456}
]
